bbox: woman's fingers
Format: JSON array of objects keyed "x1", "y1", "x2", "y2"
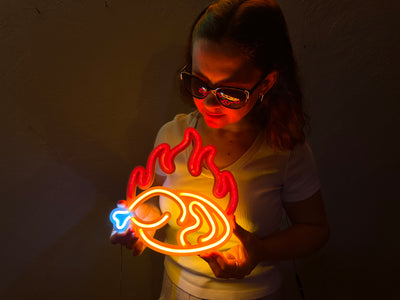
[
  {"x1": 200, "y1": 252, "x2": 239, "y2": 279},
  {"x1": 200, "y1": 253, "x2": 224, "y2": 277},
  {"x1": 132, "y1": 240, "x2": 146, "y2": 256},
  {"x1": 110, "y1": 228, "x2": 133, "y2": 244},
  {"x1": 110, "y1": 229, "x2": 146, "y2": 256},
  {"x1": 110, "y1": 228, "x2": 144, "y2": 255},
  {"x1": 233, "y1": 220, "x2": 251, "y2": 245},
  {"x1": 125, "y1": 232, "x2": 139, "y2": 249}
]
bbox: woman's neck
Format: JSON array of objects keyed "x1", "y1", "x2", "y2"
[
  {"x1": 197, "y1": 113, "x2": 261, "y2": 138},
  {"x1": 195, "y1": 113, "x2": 261, "y2": 169}
]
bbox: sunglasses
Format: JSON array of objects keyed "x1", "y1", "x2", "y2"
[{"x1": 180, "y1": 70, "x2": 265, "y2": 109}]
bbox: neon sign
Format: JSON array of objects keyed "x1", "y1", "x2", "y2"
[{"x1": 110, "y1": 127, "x2": 238, "y2": 256}]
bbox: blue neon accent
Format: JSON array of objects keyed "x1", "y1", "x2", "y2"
[{"x1": 110, "y1": 207, "x2": 133, "y2": 233}]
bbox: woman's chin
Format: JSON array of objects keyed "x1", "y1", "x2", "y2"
[{"x1": 203, "y1": 118, "x2": 226, "y2": 129}]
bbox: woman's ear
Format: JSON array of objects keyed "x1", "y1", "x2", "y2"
[{"x1": 260, "y1": 70, "x2": 278, "y2": 95}]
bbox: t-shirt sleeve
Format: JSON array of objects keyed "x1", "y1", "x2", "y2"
[{"x1": 281, "y1": 142, "x2": 321, "y2": 203}]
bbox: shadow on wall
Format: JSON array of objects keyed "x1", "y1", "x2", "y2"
[{"x1": 2, "y1": 33, "x2": 190, "y2": 300}]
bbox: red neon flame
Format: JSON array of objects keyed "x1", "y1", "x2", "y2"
[
  {"x1": 124, "y1": 127, "x2": 238, "y2": 255},
  {"x1": 126, "y1": 127, "x2": 238, "y2": 215}
]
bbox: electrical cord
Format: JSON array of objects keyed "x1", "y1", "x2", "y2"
[
  {"x1": 120, "y1": 244, "x2": 123, "y2": 299},
  {"x1": 295, "y1": 269, "x2": 305, "y2": 300},
  {"x1": 285, "y1": 213, "x2": 306, "y2": 300}
]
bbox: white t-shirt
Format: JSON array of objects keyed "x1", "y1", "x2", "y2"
[{"x1": 154, "y1": 112, "x2": 320, "y2": 300}]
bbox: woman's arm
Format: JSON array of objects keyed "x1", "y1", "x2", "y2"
[{"x1": 256, "y1": 189, "x2": 329, "y2": 262}]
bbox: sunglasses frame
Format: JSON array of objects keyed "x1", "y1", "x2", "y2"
[{"x1": 180, "y1": 69, "x2": 266, "y2": 109}]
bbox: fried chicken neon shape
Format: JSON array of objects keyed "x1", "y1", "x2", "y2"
[{"x1": 110, "y1": 127, "x2": 238, "y2": 256}]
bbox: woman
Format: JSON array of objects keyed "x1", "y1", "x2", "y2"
[{"x1": 111, "y1": 1, "x2": 329, "y2": 299}]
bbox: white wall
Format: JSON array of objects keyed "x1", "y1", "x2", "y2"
[{"x1": 1, "y1": 0, "x2": 399, "y2": 299}]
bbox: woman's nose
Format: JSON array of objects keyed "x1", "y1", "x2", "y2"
[{"x1": 203, "y1": 91, "x2": 220, "y2": 107}]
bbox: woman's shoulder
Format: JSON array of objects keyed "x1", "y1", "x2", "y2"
[
  {"x1": 162, "y1": 111, "x2": 198, "y2": 130},
  {"x1": 155, "y1": 111, "x2": 199, "y2": 145},
  {"x1": 281, "y1": 141, "x2": 320, "y2": 203},
  {"x1": 289, "y1": 141, "x2": 316, "y2": 162},
  {"x1": 173, "y1": 111, "x2": 199, "y2": 126}
]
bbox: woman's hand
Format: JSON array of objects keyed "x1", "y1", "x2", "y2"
[
  {"x1": 109, "y1": 200, "x2": 159, "y2": 256},
  {"x1": 110, "y1": 227, "x2": 151, "y2": 256},
  {"x1": 199, "y1": 220, "x2": 261, "y2": 279},
  {"x1": 200, "y1": 190, "x2": 329, "y2": 277}
]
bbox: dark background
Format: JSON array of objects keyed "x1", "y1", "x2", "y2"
[{"x1": 1, "y1": 0, "x2": 399, "y2": 299}]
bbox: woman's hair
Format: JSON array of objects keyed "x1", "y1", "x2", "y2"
[{"x1": 182, "y1": 0, "x2": 308, "y2": 150}]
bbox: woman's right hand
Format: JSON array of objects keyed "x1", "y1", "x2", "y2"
[
  {"x1": 109, "y1": 200, "x2": 160, "y2": 256},
  {"x1": 110, "y1": 227, "x2": 148, "y2": 256}
]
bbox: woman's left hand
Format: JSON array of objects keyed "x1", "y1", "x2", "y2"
[{"x1": 199, "y1": 220, "x2": 261, "y2": 279}]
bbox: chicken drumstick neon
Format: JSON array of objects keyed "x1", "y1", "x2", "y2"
[{"x1": 110, "y1": 127, "x2": 238, "y2": 256}]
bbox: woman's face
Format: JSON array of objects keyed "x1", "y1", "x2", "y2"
[{"x1": 191, "y1": 38, "x2": 265, "y2": 129}]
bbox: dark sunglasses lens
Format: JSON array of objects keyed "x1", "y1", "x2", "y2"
[
  {"x1": 181, "y1": 72, "x2": 247, "y2": 109},
  {"x1": 182, "y1": 73, "x2": 208, "y2": 99},
  {"x1": 216, "y1": 89, "x2": 247, "y2": 109}
]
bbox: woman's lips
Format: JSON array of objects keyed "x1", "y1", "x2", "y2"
[{"x1": 204, "y1": 110, "x2": 224, "y2": 119}]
